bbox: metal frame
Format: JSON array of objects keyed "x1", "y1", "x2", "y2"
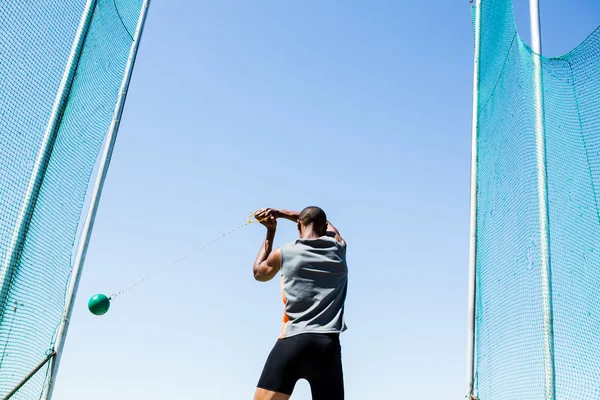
[
  {"x1": 2, "y1": 352, "x2": 56, "y2": 400},
  {"x1": 44, "y1": 1, "x2": 151, "y2": 399},
  {"x1": 529, "y1": 1, "x2": 556, "y2": 398},
  {"x1": 466, "y1": 0, "x2": 481, "y2": 398},
  {"x1": 0, "y1": 0, "x2": 97, "y2": 321}
]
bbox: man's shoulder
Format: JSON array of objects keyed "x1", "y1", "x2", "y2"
[
  {"x1": 283, "y1": 237, "x2": 346, "y2": 254},
  {"x1": 281, "y1": 240, "x2": 299, "y2": 250},
  {"x1": 322, "y1": 235, "x2": 347, "y2": 250}
]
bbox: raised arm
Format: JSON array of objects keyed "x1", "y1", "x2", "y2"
[
  {"x1": 254, "y1": 208, "x2": 300, "y2": 223},
  {"x1": 252, "y1": 212, "x2": 281, "y2": 282},
  {"x1": 276, "y1": 209, "x2": 300, "y2": 222},
  {"x1": 326, "y1": 220, "x2": 346, "y2": 246}
]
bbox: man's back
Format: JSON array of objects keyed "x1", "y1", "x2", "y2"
[{"x1": 280, "y1": 236, "x2": 348, "y2": 338}]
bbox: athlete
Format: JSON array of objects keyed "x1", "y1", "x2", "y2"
[{"x1": 252, "y1": 206, "x2": 348, "y2": 400}]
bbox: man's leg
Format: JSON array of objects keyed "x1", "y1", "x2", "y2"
[
  {"x1": 253, "y1": 388, "x2": 291, "y2": 400},
  {"x1": 255, "y1": 337, "x2": 300, "y2": 399},
  {"x1": 306, "y1": 334, "x2": 344, "y2": 400}
]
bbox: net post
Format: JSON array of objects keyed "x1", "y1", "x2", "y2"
[
  {"x1": 466, "y1": 0, "x2": 481, "y2": 398},
  {"x1": 0, "y1": 0, "x2": 97, "y2": 321},
  {"x1": 2, "y1": 351, "x2": 56, "y2": 400},
  {"x1": 529, "y1": 1, "x2": 556, "y2": 399},
  {"x1": 43, "y1": 1, "x2": 151, "y2": 399}
]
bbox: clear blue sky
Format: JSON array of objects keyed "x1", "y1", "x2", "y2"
[{"x1": 53, "y1": 1, "x2": 599, "y2": 399}]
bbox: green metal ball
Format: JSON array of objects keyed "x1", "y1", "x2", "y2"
[{"x1": 88, "y1": 294, "x2": 110, "y2": 316}]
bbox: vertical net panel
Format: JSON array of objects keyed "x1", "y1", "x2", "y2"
[
  {"x1": 475, "y1": 2, "x2": 546, "y2": 395},
  {"x1": 544, "y1": 29, "x2": 600, "y2": 399},
  {"x1": 474, "y1": 0, "x2": 600, "y2": 399},
  {"x1": 0, "y1": 1, "x2": 86, "y2": 396},
  {"x1": 0, "y1": 1, "x2": 85, "y2": 298},
  {"x1": 0, "y1": 1, "x2": 144, "y2": 398}
]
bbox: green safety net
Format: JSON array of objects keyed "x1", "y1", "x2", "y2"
[
  {"x1": 0, "y1": 0, "x2": 145, "y2": 398},
  {"x1": 473, "y1": 0, "x2": 600, "y2": 399}
]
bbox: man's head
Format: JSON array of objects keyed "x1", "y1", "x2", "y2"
[{"x1": 297, "y1": 206, "x2": 328, "y2": 238}]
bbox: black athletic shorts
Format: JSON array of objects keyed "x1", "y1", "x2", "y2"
[{"x1": 257, "y1": 332, "x2": 344, "y2": 400}]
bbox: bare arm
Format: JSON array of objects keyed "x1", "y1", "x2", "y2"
[
  {"x1": 326, "y1": 220, "x2": 346, "y2": 246},
  {"x1": 276, "y1": 209, "x2": 300, "y2": 222},
  {"x1": 255, "y1": 207, "x2": 345, "y2": 246},
  {"x1": 252, "y1": 215, "x2": 281, "y2": 282},
  {"x1": 255, "y1": 208, "x2": 299, "y2": 223}
]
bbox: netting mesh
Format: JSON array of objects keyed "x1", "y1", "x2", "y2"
[
  {"x1": 474, "y1": 1, "x2": 600, "y2": 399},
  {"x1": 0, "y1": 0, "x2": 144, "y2": 398}
]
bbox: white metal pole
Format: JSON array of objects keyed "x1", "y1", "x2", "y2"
[
  {"x1": 0, "y1": 0, "x2": 97, "y2": 319},
  {"x1": 529, "y1": 1, "x2": 556, "y2": 399},
  {"x1": 44, "y1": 2, "x2": 151, "y2": 399},
  {"x1": 466, "y1": 0, "x2": 481, "y2": 398}
]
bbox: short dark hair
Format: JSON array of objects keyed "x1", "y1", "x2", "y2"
[{"x1": 298, "y1": 206, "x2": 327, "y2": 229}]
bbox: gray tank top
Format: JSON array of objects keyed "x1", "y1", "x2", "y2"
[{"x1": 279, "y1": 236, "x2": 348, "y2": 338}]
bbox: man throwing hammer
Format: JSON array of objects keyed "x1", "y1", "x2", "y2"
[{"x1": 252, "y1": 206, "x2": 348, "y2": 400}]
